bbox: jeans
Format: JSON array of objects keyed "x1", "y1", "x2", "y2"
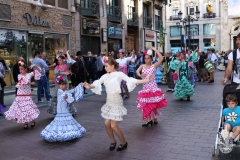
[
  {"x1": 41, "y1": 72, "x2": 49, "y2": 96},
  {"x1": 37, "y1": 75, "x2": 50, "y2": 101}
]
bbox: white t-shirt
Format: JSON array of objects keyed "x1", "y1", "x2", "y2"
[
  {"x1": 228, "y1": 50, "x2": 240, "y2": 83},
  {"x1": 209, "y1": 53, "x2": 217, "y2": 63}
]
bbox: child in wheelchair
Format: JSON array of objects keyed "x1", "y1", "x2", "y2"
[{"x1": 221, "y1": 94, "x2": 240, "y2": 146}]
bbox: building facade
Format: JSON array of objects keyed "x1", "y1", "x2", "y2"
[
  {"x1": 0, "y1": 0, "x2": 77, "y2": 85},
  {"x1": 165, "y1": 0, "x2": 221, "y2": 53},
  {"x1": 75, "y1": 0, "x2": 166, "y2": 56}
]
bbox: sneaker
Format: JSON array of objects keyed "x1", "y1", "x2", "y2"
[
  {"x1": 38, "y1": 100, "x2": 44, "y2": 103},
  {"x1": 225, "y1": 137, "x2": 234, "y2": 147},
  {"x1": 166, "y1": 89, "x2": 172, "y2": 92},
  {"x1": 47, "y1": 101, "x2": 51, "y2": 107}
]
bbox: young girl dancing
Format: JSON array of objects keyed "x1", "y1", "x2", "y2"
[
  {"x1": 40, "y1": 76, "x2": 86, "y2": 142},
  {"x1": 136, "y1": 47, "x2": 168, "y2": 127},
  {"x1": 4, "y1": 61, "x2": 41, "y2": 129},
  {"x1": 83, "y1": 58, "x2": 153, "y2": 151}
]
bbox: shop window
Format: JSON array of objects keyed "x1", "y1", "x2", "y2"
[
  {"x1": 0, "y1": 3, "x2": 11, "y2": 21},
  {"x1": 170, "y1": 26, "x2": 181, "y2": 37},
  {"x1": 0, "y1": 30, "x2": 27, "y2": 69},
  {"x1": 44, "y1": 0, "x2": 55, "y2": 6},
  {"x1": 44, "y1": 34, "x2": 68, "y2": 63},
  {"x1": 203, "y1": 24, "x2": 216, "y2": 35},
  {"x1": 58, "y1": 0, "x2": 68, "y2": 9},
  {"x1": 190, "y1": 8, "x2": 194, "y2": 15}
]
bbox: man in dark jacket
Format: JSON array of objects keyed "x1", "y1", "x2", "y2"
[
  {"x1": 84, "y1": 51, "x2": 96, "y2": 83},
  {"x1": 13, "y1": 57, "x2": 24, "y2": 95},
  {"x1": 166, "y1": 51, "x2": 175, "y2": 92},
  {"x1": 198, "y1": 51, "x2": 206, "y2": 82},
  {"x1": 76, "y1": 51, "x2": 88, "y2": 94}
]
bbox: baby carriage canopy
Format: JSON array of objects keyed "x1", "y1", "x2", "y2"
[{"x1": 222, "y1": 84, "x2": 240, "y2": 109}]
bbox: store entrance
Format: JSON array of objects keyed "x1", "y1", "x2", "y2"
[{"x1": 28, "y1": 33, "x2": 43, "y2": 64}]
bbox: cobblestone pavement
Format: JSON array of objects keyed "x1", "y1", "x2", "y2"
[{"x1": 0, "y1": 71, "x2": 239, "y2": 160}]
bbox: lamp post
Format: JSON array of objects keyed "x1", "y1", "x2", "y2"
[
  {"x1": 190, "y1": 27, "x2": 198, "y2": 50},
  {"x1": 176, "y1": 10, "x2": 200, "y2": 51}
]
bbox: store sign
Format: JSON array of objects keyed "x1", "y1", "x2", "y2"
[
  {"x1": 81, "y1": 18, "x2": 100, "y2": 36},
  {"x1": 108, "y1": 23, "x2": 122, "y2": 39},
  {"x1": 145, "y1": 30, "x2": 156, "y2": 42},
  {"x1": 23, "y1": 13, "x2": 51, "y2": 28}
]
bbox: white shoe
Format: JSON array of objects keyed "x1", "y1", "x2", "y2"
[
  {"x1": 221, "y1": 129, "x2": 229, "y2": 140},
  {"x1": 38, "y1": 100, "x2": 44, "y2": 103},
  {"x1": 236, "y1": 84, "x2": 240, "y2": 90}
]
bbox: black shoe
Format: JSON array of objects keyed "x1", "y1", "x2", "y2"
[
  {"x1": 24, "y1": 123, "x2": 28, "y2": 129},
  {"x1": 31, "y1": 121, "x2": 35, "y2": 128},
  {"x1": 142, "y1": 121, "x2": 153, "y2": 127},
  {"x1": 84, "y1": 92, "x2": 88, "y2": 94},
  {"x1": 154, "y1": 121, "x2": 158, "y2": 124},
  {"x1": 198, "y1": 80, "x2": 201, "y2": 82},
  {"x1": 187, "y1": 96, "x2": 190, "y2": 101},
  {"x1": 116, "y1": 142, "x2": 128, "y2": 151},
  {"x1": 166, "y1": 89, "x2": 171, "y2": 92},
  {"x1": 208, "y1": 80, "x2": 214, "y2": 83},
  {"x1": 109, "y1": 142, "x2": 116, "y2": 150}
]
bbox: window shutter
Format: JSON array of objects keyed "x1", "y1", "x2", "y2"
[
  {"x1": 62, "y1": 15, "x2": 72, "y2": 28},
  {"x1": 0, "y1": 3, "x2": 11, "y2": 21}
]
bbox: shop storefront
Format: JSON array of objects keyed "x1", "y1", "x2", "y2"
[
  {"x1": 108, "y1": 22, "x2": 122, "y2": 56},
  {"x1": 126, "y1": 27, "x2": 138, "y2": 53},
  {"x1": 144, "y1": 29, "x2": 156, "y2": 55},
  {"x1": 80, "y1": 17, "x2": 100, "y2": 55},
  {"x1": 0, "y1": 1, "x2": 76, "y2": 85}
]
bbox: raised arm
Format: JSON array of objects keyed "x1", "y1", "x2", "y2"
[
  {"x1": 152, "y1": 47, "x2": 163, "y2": 68},
  {"x1": 136, "y1": 65, "x2": 145, "y2": 79}
]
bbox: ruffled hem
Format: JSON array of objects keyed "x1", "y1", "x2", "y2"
[
  {"x1": 174, "y1": 76, "x2": 194, "y2": 99},
  {"x1": 137, "y1": 99, "x2": 167, "y2": 120},
  {"x1": 101, "y1": 104, "x2": 127, "y2": 121},
  {"x1": 40, "y1": 113, "x2": 86, "y2": 142},
  {"x1": 137, "y1": 89, "x2": 166, "y2": 104},
  {"x1": 4, "y1": 98, "x2": 40, "y2": 123}
]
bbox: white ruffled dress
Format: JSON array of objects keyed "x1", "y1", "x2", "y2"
[{"x1": 91, "y1": 72, "x2": 138, "y2": 121}]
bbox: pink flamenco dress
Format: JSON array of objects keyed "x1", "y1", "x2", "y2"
[
  {"x1": 4, "y1": 70, "x2": 41, "y2": 123},
  {"x1": 137, "y1": 65, "x2": 168, "y2": 121}
]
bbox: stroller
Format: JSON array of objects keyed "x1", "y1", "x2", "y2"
[{"x1": 212, "y1": 84, "x2": 240, "y2": 156}]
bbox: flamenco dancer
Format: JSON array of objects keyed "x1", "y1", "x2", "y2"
[
  {"x1": 40, "y1": 76, "x2": 86, "y2": 142},
  {"x1": 83, "y1": 57, "x2": 153, "y2": 151},
  {"x1": 4, "y1": 61, "x2": 41, "y2": 129},
  {"x1": 136, "y1": 47, "x2": 168, "y2": 127},
  {"x1": 170, "y1": 51, "x2": 195, "y2": 101},
  {"x1": 116, "y1": 49, "x2": 136, "y2": 98},
  {"x1": 48, "y1": 51, "x2": 77, "y2": 116}
]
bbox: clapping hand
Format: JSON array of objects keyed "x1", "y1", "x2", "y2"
[
  {"x1": 151, "y1": 46, "x2": 156, "y2": 51},
  {"x1": 29, "y1": 64, "x2": 35, "y2": 69},
  {"x1": 64, "y1": 95, "x2": 68, "y2": 100}
]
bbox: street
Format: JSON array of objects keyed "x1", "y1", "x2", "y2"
[{"x1": 0, "y1": 71, "x2": 239, "y2": 160}]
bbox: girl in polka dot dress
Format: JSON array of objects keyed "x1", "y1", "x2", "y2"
[
  {"x1": 4, "y1": 61, "x2": 41, "y2": 129},
  {"x1": 136, "y1": 47, "x2": 168, "y2": 127}
]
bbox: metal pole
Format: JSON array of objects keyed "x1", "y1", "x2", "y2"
[{"x1": 188, "y1": 15, "x2": 190, "y2": 51}]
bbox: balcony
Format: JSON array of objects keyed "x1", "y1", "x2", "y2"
[
  {"x1": 106, "y1": 5, "x2": 122, "y2": 23},
  {"x1": 155, "y1": 20, "x2": 162, "y2": 30},
  {"x1": 78, "y1": 0, "x2": 99, "y2": 18},
  {"x1": 143, "y1": 16, "x2": 152, "y2": 29},
  {"x1": 169, "y1": 15, "x2": 179, "y2": 21},
  {"x1": 127, "y1": 12, "x2": 138, "y2": 27},
  {"x1": 203, "y1": 13, "x2": 216, "y2": 18}
]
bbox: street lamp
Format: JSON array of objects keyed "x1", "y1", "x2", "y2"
[
  {"x1": 190, "y1": 27, "x2": 198, "y2": 50},
  {"x1": 176, "y1": 10, "x2": 200, "y2": 51}
]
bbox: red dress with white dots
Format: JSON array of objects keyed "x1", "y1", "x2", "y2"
[
  {"x1": 4, "y1": 71, "x2": 41, "y2": 123},
  {"x1": 137, "y1": 65, "x2": 168, "y2": 120}
]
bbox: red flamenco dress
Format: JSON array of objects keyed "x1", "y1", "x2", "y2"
[
  {"x1": 137, "y1": 65, "x2": 168, "y2": 121},
  {"x1": 4, "y1": 70, "x2": 41, "y2": 123}
]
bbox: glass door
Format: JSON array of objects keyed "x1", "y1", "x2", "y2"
[{"x1": 28, "y1": 33, "x2": 43, "y2": 64}]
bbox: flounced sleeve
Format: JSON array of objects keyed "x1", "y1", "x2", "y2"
[
  {"x1": 119, "y1": 72, "x2": 138, "y2": 92},
  {"x1": 33, "y1": 70, "x2": 41, "y2": 80},
  {"x1": 170, "y1": 60, "x2": 181, "y2": 70},
  {"x1": 68, "y1": 83, "x2": 84, "y2": 102},
  {"x1": 91, "y1": 74, "x2": 106, "y2": 95}
]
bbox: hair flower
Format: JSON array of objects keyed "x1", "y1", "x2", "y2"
[
  {"x1": 18, "y1": 60, "x2": 24, "y2": 66},
  {"x1": 103, "y1": 56, "x2": 108, "y2": 63},
  {"x1": 147, "y1": 50, "x2": 153, "y2": 56},
  {"x1": 56, "y1": 75, "x2": 65, "y2": 83}
]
